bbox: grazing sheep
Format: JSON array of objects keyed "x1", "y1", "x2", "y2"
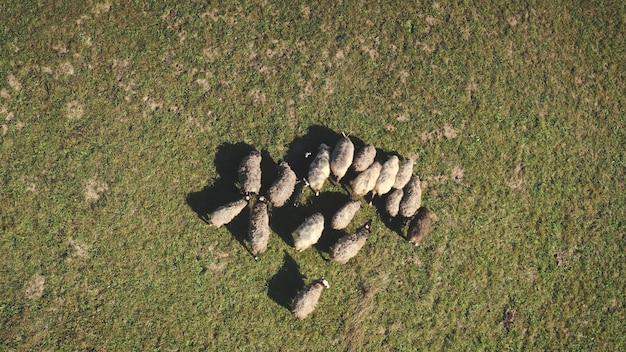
[
  {"x1": 293, "y1": 213, "x2": 325, "y2": 252},
  {"x1": 330, "y1": 220, "x2": 373, "y2": 264},
  {"x1": 249, "y1": 198, "x2": 270, "y2": 259},
  {"x1": 330, "y1": 133, "x2": 355, "y2": 182},
  {"x1": 267, "y1": 161, "x2": 297, "y2": 207},
  {"x1": 407, "y1": 207, "x2": 431, "y2": 245},
  {"x1": 350, "y1": 161, "x2": 382, "y2": 198},
  {"x1": 238, "y1": 150, "x2": 262, "y2": 196},
  {"x1": 399, "y1": 175, "x2": 422, "y2": 218},
  {"x1": 291, "y1": 278, "x2": 330, "y2": 319},
  {"x1": 351, "y1": 145, "x2": 376, "y2": 172},
  {"x1": 208, "y1": 198, "x2": 249, "y2": 227},
  {"x1": 373, "y1": 155, "x2": 400, "y2": 198},
  {"x1": 393, "y1": 158, "x2": 414, "y2": 190},
  {"x1": 385, "y1": 188, "x2": 403, "y2": 218},
  {"x1": 330, "y1": 200, "x2": 361, "y2": 230},
  {"x1": 306, "y1": 144, "x2": 331, "y2": 196}
]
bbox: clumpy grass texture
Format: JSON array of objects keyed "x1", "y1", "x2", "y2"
[{"x1": 1, "y1": 0, "x2": 625, "y2": 350}]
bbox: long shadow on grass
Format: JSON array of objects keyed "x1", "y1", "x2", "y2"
[
  {"x1": 186, "y1": 142, "x2": 277, "y2": 255},
  {"x1": 267, "y1": 251, "x2": 305, "y2": 310}
]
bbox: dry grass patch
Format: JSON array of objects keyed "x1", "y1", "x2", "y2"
[
  {"x1": 66, "y1": 100, "x2": 84, "y2": 120},
  {"x1": 24, "y1": 274, "x2": 46, "y2": 299},
  {"x1": 84, "y1": 177, "x2": 109, "y2": 203},
  {"x1": 8, "y1": 73, "x2": 21, "y2": 91}
]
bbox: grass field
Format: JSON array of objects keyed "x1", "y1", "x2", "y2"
[{"x1": 1, "y1": 0, "x2": 625, "y2": 350}]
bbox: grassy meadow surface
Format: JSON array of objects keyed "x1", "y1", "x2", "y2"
[{"x1": 1, "y1": 0, "x2": 625, "y2": 350}]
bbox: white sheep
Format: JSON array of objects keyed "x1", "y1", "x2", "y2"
[
  {"x1": 385, "y1": 188, "x2": 403, "y2": 218},
  {"x1": 393, "y1": 158, "x2": 414, "y2": 189},
  {"x1": 399, "y1": 175, "x2": 422, "y2": 218},
  {"x1": 291, "y1": 278, "x2": 330, "y2": 319},
  {"x1": 351, "y1": 144, "x2": 376, "y2": 172},
  {"x1": 350, "y1": 161, "x2": 382, "y2": 198},
  {"x1": 330, "y1": 133, "x2": 354, "y2": 182},
  {"x1": 330, "y1": 200, "x2": 361, "y2": 230},
  {"x1": 248, "y1": 198, "x2": 270, "y2": 259},
  {"x1": 267, "y1": 160, "x2": 297, "y2": 207},
  {"x1": 238, "y1": 150, "x2": 262, "y2": 196},
  {"x1": 330, "y1": 220, "x2": 373, "y2": 264},
  {"x1": 208, "y1": 198, "x2": 249, "y2": 227},
  {"x1": 373, "y1": 155, "x2": 400, "y2": 198},
  {"x1": 293, "y1": 213, "x2": 325, "y2": 252},
  {"x1": 306, "y1": 144, "x2": 331, "y2": 196}
]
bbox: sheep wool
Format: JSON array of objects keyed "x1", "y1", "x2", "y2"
[
  {"x1": 267, "y1": 161, "x2": 297, "y2": 207},
  {"x1": 330, "y1": 220, "x2": 373, "y2": 264},
  {"x1": 351, "y1": 145, "x2": 376, "y2": 172},
  {"x1": 385, "y1": 188, "x2": 403, "y2": 218},
  {"x1": 330, "y1": 133, "x2": 355, "y2": 182},
  {"x1": 393, "y1": 158, "x2": 414, "y2": 189},
  {"x1": 238, "y1": 150, "x2": 262, "y2": 195},
  {"x1": 291, "y1": 279, "x2": 330, "y2": 319},
  {"x1": 350, "y1": 161, "x2": 382, "y2": 197},
  {"x1": 330, "y1": 200, "x2": 361, "y2": 230},
  {"x1": 307, "y1": 144, "x2": 331, "y2": 196},
  {"x1": 407, "y1": 207, "x2": 431, "y2": 245},
  {"x1": 293, "y1": 213, "x2": 325, "y2": 252},
  {"x1": 248, "y1": 199, "x2": 270, "y2": 258},
  {"x1": 373, "y1": 155, "x2": 400, "y2": 197},
  {"x1": 208, "y1": 198, "x2": 248, "y2": 227},
  {"x1": 399, "y1": 175, "x2": 422, "y2": 218}
]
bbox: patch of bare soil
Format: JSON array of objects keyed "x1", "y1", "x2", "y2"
[
  {"x1": 69, "y1": 238, "x2": 89, "y2": 258},
  {"x1": 66, "y1": 100, "x2": 84, "y2": 120},
  {"x1": 60, "y1": 61, "x2": 74, "y2": 75},
  {"x1": 24, "y1": 274, "x2": 45, "y2": 299},
  {"x1": 84, "y1": 177, "x2": 109, "y2": 203},
  {"x1": 8, "y1": 73, "x2": 21, "y2": 91},
  {"x1": 421, "y1": 124, "x2": 459, "y2": 141},
  {"x1": 451, "y1": 166, "x2": 464, "y2": 183}
]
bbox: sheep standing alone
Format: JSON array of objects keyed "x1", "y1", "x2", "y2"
[
  {"x1": 249, "y1": 198, "x2": 270, "y2": 258},
  {"x1": 306, "y1": 144, "x2": 331, "y2": 196},
  {"x1": 393, "y1": 158, "x2": 414, "y2": 190},
  {"x1": 267, "y1": 161, "x2": 297, "y2": 207},
  {"x1": 399, "y1": 175, "x2": 422, "y2": 218},
  {"x1": 330, "y1": 220, "x2": 373, "y2": 264},
  {"x1": 351, "y1": 145, "x2": 376, "y2": 172},
  {"x1": 385, "y1": 188, "x2": 403, "y2": 218},
  {"x1": 373, "y1": 155, "x2": 400, "y2": 198},
  {"x1": 330, "y1": 200, "x2": 361, "y2": 230},
  {"x1": 407, "y1": 207, "x2": 431, "y2": 245},
  {"x1": 293, "y1": 213, "x2": 325, "y2": 252},
  {"x1": 208, "y1": 198, "x2": 249, "y2": 227},
  {"x1": 350, "y1": 161, "x2": 382, "y2": 198},
  {"x1": 238, "y1": 150, "x2": 262, "y2": 196},
  {"x1": 330, "y1": 133, "x2": 355, "y2": 182},
  {"x1": 291, "y1": 279, "x2": 330, "y2": 319}
]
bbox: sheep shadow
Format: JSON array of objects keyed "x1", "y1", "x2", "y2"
[{"x1": 267, "y1": 251, "x2": 305, "y2": 310}]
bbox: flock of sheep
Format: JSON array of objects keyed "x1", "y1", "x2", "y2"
[{"x1": 206, "y1": 132, "x2": 432, "y2": 319}]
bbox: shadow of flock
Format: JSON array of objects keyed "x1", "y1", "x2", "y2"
[{"x1": 186, "y1": 125, "x2": 434, "y2": 319}]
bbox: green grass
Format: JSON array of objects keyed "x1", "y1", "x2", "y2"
[{"x1": 1, "y1": 0, "x2": 625, "y2": 350}]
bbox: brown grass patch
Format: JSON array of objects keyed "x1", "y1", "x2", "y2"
[
  {"x1": 66, "y1": 100, "x2": 84, "y2": 120},
  {"x1": 24, "y1": 274, "x2": 45, "y2": 299},
  {"x1": 69, "y1": 238, "x2": 89, "y2": 258},
  {"x1": 451, "y1": 166, "x2": 464, "y2": 183},
  {"x1": 8, "y1": 73, "x2": 21, "y2": 91},
  {"x1": 60, "y1": 62, "x2": 74, "y2": 75},
  {"x1": 84, "y1": 177, "x2": 109, "y2": 203},
  {"x1": 421, "y1": 124, "x2": 459, "y2": 141}
]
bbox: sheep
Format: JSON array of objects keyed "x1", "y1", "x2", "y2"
[
  {"x1": 330, "y1": 133, "x2": 354, "y2": 182},
  {"x1": 330, "y1": 200, "x2": 361, "y2": 230},
  {"x1": 372, "y1": 155, "x2": 400, "y2": 198},
  {"x1": 330, "y1": 220, "x2": 373, "y2": 264},
  {"x1": 267, "y1": 160, "x2": 297, "y2": 207},
  {"x1": 399, "y1": 175, "x2": 422, "y2": 218},
  {"x1": 407, "y1": 207, "x2": 431, "y2": 245},
  {"x1": 351, "y1": 144, "x2": 376, "y2": 172},
  {"x1": 248, "y1": 198, "x2": 270, "y2": 259},
  {"x1": 208, "y1": 198, "x2": 249, "y2": 227},
  {"x1": 238, "y1": 150, "x2": 262, "y2": 196},
  {"x1": 306, "y1": 144, "x2": 331, "y2": 196},
  {"x1": 393, "y1": 158, "x2": 414, "y2": 189},
  {"x1": 291, "y1": 278, "x2": 330, "y2": 319},
  {"x1": 350, "y1": 161, "x2": 382, "y2": 198},
  {"x1": 385, "y1": 188, "x2": 403, "y2": 218},
  {"x1": 293, "y1": 213, "x2": 325, "y2": 252}
]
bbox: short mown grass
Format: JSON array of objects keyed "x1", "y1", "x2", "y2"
[{"x1": 1, "y1": 0, "x2": 624, "y2": 350}]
